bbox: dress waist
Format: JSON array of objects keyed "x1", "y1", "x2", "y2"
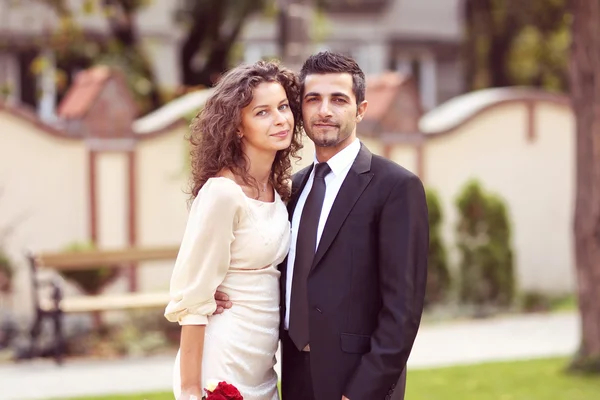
[{"x1": 216, "y1": 267, "x2": 280, "y2": 310}]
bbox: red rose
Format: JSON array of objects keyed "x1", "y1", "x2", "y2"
[
  {"x1": 206, "y1": 381, "x2": 243, "y2": 400},
  {"x1": 205, "y1": 393, "x2": 228, "y2": 400}
]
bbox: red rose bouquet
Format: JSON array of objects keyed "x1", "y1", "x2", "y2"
[{"x1": 203, "y1": 381, "x2": 243, "y2": 400}]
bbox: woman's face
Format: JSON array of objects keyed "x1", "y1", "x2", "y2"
[{"x1": 238, "y1": 81, "x2": 294, "y2": 155}]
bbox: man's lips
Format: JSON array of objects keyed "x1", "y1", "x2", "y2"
[{"x1": 314, "y1": 122, "x2": 338, "y2": 128}]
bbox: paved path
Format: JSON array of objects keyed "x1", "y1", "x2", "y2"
[
  {"x1": 408, "y1": 312, "x2": 579, "y2": 368},
  {"x1": 0, "y1": 312, "x2": 579, "y2": 400}
]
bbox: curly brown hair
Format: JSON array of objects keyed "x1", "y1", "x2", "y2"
[{"x1": 188, "y1": 60, "x2": 303, "y2": 202}]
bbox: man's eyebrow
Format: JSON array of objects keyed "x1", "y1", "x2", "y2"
[
  {"x1": 304, "y1": 92, "x2": 351, "y2": 99},
  {"x1": 304, "y1": 92, "x2": 321, "y2": 98},
  {"x1": 331, "y1": 92, "x2": 351, "y2": 99}
]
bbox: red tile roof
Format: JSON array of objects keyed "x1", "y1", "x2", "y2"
[
  {"x1": 57, "y1": 66, "x2": 112, "y2": 119},
  {"x1": 364, "y1": 71, "x2": 409, "y2": 121}
]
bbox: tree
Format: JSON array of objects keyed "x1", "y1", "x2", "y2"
[
  {"x1": 178, "y1": 0, "x2": 348, "y2": 85},
  {"x1": 100, "y1": 0, "x2": 162, "y2": 110},
  {"x1": 277, "y1": 0, "x2": 313, "y2": 70},
  {"x1": 569, "y1": 0, "x2": 600, "y2": 373},
  {"x1": 507, "y1": 0, "x2": 570, "y2": 91},
  {"x1": 463, "y1": 0, "x2": 517, "y2": 89},
  {"x1": 32, "y1": 0, "x2": 162, "y2": 113},
  {"x1": 463, "y1": 0, "x2": 570, "y2": 92},
  {"x1": 176, "y1": 0, "x2": 268, "y2": 88},
  {"x1": 29, "y1": 0, "x2": 271, "y2": 110}
]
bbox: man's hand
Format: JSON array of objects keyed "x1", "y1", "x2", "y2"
[{"x1": 214, "y1": 290, "x2": 232, "y2": 314}]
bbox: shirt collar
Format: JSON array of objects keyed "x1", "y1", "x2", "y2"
[{"x1": 312, "y1": 138, "x2": 361, "y2": 177}]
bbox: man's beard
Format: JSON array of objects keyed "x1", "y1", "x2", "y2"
[
  {"x1": 307, "y1": 123, "x2": 349, "y2": 147},
  {"x1": 312, "y1": 134, "x2": 340, "y2": 147}
]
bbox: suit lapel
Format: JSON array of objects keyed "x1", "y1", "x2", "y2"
[
  {"x1": 279, "y1": 166, "x2": 312, "y2": 277},
  {"x1": 287, "y1": 165, "x2": 313, "y2": 219},
  {"x1": 311, "y1": 144, "x2": 373, "y2": 270}
]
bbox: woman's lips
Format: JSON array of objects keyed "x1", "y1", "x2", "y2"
[{"x1": 271, "y1": 129, "x2": 289, "y2": 137}]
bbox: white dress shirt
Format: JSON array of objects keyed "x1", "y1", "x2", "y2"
[{"x1": 284, "y1": 138, "x2": 361, "y2": 329}]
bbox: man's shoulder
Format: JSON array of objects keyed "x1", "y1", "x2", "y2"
[{"x1": 370, "y1": 153, "x2": 421, "y2": 184}]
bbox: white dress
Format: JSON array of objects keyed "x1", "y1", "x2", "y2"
[{"x1": 165, "y1": 177, "x2": 291, "y2": 400}]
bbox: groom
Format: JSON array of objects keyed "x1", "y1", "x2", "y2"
[{"x1": 218, "y1": 51, "x2": 428, "y2": 400}]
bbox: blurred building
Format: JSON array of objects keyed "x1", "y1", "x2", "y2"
[
  {"x1": 0, "y1": 0, "x2": 183, "y2": 120},
  {"x1": 242, "y1": 0, "x2": 464, "y2": 110},
  {"x1": 0, "y1": 0, "x2": 464, "y2": 121}
]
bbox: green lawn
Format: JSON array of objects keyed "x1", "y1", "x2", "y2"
[
  {"x1": 406, "y1": 357, "x2": 600, "y2": 400},
  {"x1": 60, "y1": 357, "x2": 600, "y2": 400},
  {"x1": 60, "y1": 394, "x2": 172, "y2": 400}
]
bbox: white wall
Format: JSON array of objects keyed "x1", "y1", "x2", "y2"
[
  {"x1": 423, "y1": 101, "x2": 575, "y2": 294},
  {"x1": 96, "y1": 152, "x2": 129, "y2": 249},
  {"x1": 359, "y1": 137, "x2": 385, "y2": 157},
  {"x1": 0, "y1": 110, "x2": 89, "y2": 314},
  {"x1": 389, "y1": 143, "x2": 419, "y2": 175},
  {"x1": 135, "y1": 127, "x2": 190, "y2": 292}
]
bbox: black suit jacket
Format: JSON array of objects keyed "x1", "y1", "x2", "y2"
[{"x1": 280, "y1": 144, "x2": 429, "y2": 400}]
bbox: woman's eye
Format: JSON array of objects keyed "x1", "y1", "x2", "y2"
[
  {"x1": 279, "y1": 104, "x2": 289, "y2": 110},
  {"x1": 256, "y1": 110, "x2": 267, "y2": 116}
]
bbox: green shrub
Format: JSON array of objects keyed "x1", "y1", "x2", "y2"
[
  {"x1": 425, "y1": 188, "x2": 451, "y2": 306},
  {"x1": 59, "y1": 242, "x2": 119, "y2": 295},
  {"x1": 520, "y1": 291, "x2": 552, "y2": 312},
  {"x1": 0, "y1": 250, "x2": 14, "y2": 293},
  {"x1": 455, "y1": 180, "x2": 515, "y2": 309},
  {"x1": 519, "y1": 291, "x2": 577, "y2": 313}
]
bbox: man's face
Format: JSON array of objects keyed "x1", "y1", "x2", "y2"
[{"x1": 302, "y1": 73, "x2": 367, "y2": 151}]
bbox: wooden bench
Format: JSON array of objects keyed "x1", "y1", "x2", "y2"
[{"x1": 26, "y1": 246, "x2": 179, "y2": 364}]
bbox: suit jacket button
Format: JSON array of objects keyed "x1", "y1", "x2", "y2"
[
  {"x1": 391, "y1": 383, "x2": 396, "y2": 389},
  {"x1": 389, "y1": 389, "x2": 394, "y2": 394},
  {"x1": 385, "y1": 395, "x2": 391, "y2": 400}
]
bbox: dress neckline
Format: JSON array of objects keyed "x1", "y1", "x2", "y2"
[{"x1": 211, "y1": 176, "x2": 278, "y2": 205}]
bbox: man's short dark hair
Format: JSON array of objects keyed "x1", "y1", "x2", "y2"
[{"x1": 299, "y1": 51, "x2": 366, "y2": 105}]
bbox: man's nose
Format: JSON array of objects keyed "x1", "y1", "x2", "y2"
[{"x1": 318, "y1": 100, "x2": 332, "y2": 117}]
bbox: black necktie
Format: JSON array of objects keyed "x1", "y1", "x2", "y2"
[{"x1": 289, "y1": 162, "x2": 331, "y2": 350}]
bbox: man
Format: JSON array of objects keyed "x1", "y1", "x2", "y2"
[{"x1": 217, "y1": 51, "x2": 428, "y2": 400}]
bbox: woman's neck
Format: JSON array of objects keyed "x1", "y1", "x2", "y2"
[{"x1": 244, "y1": 148, "x2": 275, "y2": 185}]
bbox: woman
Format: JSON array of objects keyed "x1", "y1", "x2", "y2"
[{"x1": 164, "y1": 61, "x2": 303, "y2": 400}]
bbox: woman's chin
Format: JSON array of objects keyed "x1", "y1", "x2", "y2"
[{"x1": 271, "y1": 140, "x2": 293, "y2": 152}]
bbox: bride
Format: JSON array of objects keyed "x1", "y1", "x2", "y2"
[{"x1": 164, "y1": 60, "x2": 302, "y2": 400}]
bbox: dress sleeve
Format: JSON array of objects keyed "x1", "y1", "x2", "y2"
[{"x1": 164, "y1": 178, "x2": 243, "y2": 325}]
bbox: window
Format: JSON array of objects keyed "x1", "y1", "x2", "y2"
[{"x1": 391, "y1": 52, "x2": 437, "y2": 110}]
